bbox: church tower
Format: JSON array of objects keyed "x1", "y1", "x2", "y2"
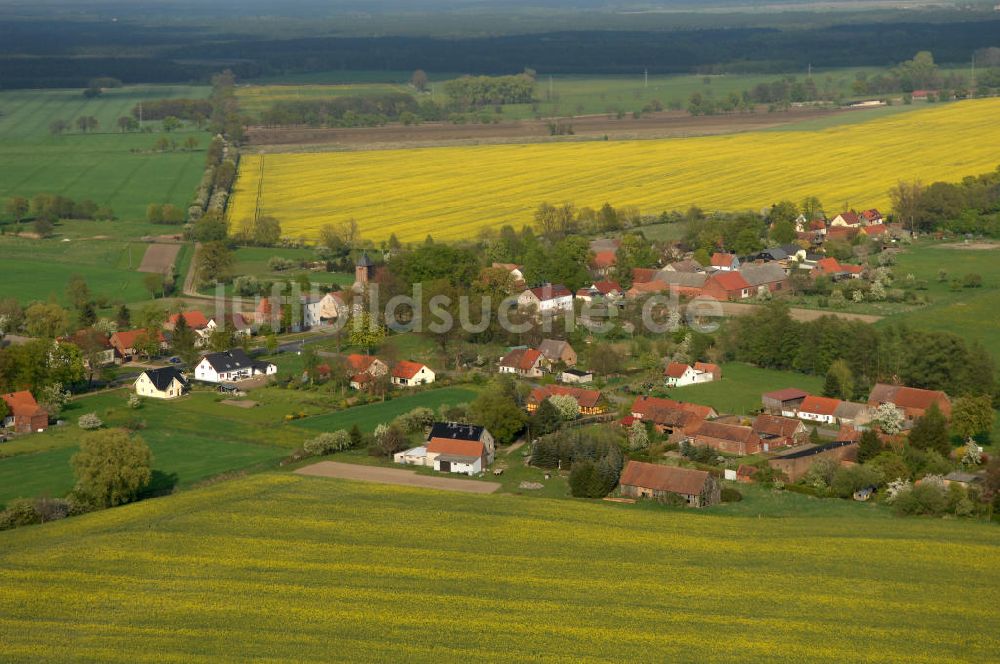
[{"x1": 355, "y1": 252, "x2": 374, "y2": 287}]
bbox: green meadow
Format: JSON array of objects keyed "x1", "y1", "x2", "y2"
[
  {"x1": 668, "y1": 362, "x2": 824, "y2": 415},
  {"x1": 0, "y1": 85, "x2": 210, "y2": 227}
]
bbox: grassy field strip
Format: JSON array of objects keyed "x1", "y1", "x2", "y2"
[
  {"x1": 230, "y1": 99, "x2": 1000, "y2": 242},
  {"x1": 0, "y1": 474, "x2": 996, "y2": 661}
]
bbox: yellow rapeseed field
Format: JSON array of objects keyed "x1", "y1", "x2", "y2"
[
  {"x1": 1, "y1": 474, "x2": 998, "y2": 662},
  {"x1": 229, "y1": 99, "x2": 1000, "y2": 243}
]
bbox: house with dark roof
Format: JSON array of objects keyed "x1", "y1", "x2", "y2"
[
  {"x1": 394, "y1": 422, "x2": 496, "y2": 474},
  {"x1": 134, "y1": 366, "x2": 189, "y2": 400},
  {"x1": 1, "y1": 390, "x2": 48, "y2": 433},
  {"x1": 194, "y1": 349, "x2": 277, "y2": 384},
  {"x1": 560, "y1": 368, "x2": 594, "y2": 385},
  {"x1": 499, "y1": 348, "x2": 545, "y2": 378},
  {"x1": 739, "y1": 263, "x2": 789, "y2": 296},
  {"x1": 768, "y1": 440, "x2": 858, "y2": 482},
  {"x1": 761, "y1": 388, "x2": 809, "y2": 415},
  {"x1": 391, "y1": 360, "x2": 435, "y2": 387},
  {"x1": 619, "y1": 460, "x2": 721, "y2": 507}
]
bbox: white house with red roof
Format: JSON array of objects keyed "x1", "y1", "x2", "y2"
[
  {"x1": 391, "y1": 360, "x2": 435, "y2": 387},
  {"x1": 492, "y1": 263, "x2": 525, "y2": 286},
  {"x1": 664, "y1": 361, "x2": 722, "y2": 387},
  {"x1": 394, "y1": 422, "x2": 495, "y2": 475},
  {"x1": 710, "y1": 253, "x2": 740, "y2": 271},
  {"x1": 517, "y1": 284, "x2": 574, "y2": 313},
  {"x1": 1, "y1": 390, "x2": 48, "y2": 433},
  {"x1": 795, "y1": 395, "x2": 841, "y2": 425},
  {"x1": 830, "y1": 212, "x2": 862, "y2": 228},
  {"x1": 860, "y1": 209, "x2": 883, "y2": 225}
]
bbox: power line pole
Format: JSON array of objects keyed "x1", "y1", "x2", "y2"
[
  {"x1": 644, "y1": 68, "x2": 648, "y2": 88},
  {"x1": 138, "y1": 102, "x2": 143, "y2": 131},
  {"x1": 971, "y1": 52, "x2": 976, "y2": 93}
]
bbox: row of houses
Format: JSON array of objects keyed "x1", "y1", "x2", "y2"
[{"x1": 761, "y1": 383, "x2": 951, "y2": 428}]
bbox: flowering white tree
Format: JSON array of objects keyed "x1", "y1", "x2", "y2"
[
  {"x1": 873, "y1": 402, "x2": 903, "y2": 435},
  {"x1": 852, "y1": 289, "x2": 865, "y2": 303},
  {"x1": 869, "y1": 280, "x2": 887, "y2": 301},
  {"x1": 961, "y1": 439, "x2": 982, "y2": 467},
  {"x1": 548, "y1": 395, "x2": 580, "y2": 421},
  {"x1": 77, "y1": 413, "x2": 103, "y2": 430},
  {"x1": 885, "y1": 478, "x2": 912, "y2": 503},
  {"x1": 628, "y1": 420, "x2": 649, "y2": 451}
]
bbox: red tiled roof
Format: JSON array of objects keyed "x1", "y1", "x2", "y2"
[
  {"x1": 868, "y1": 383, "x2": 951, "y2": 417},
  {"x1": 753, "y1": 414, "x2": 803, "y2": 438},
  {"x1": 799, "y1": 395, "x2": 841, "y2": 416},
  {"x1": 427, "y1": 438, "x2": 485, "y2": 459},
  {"x1": 861, "y1": 209, "x2": 882, "y2": 222},
  {"x1": 112, "y1": 328, "x2": 164, "y2": 349},
  {"x1": 630, "y1": 395, "x2": 714, "y2": 428},
  {"x1": 528, "y1": 284, "x2": 572, "y2": 301},
  {"x1": 815, "y1": 257, "x2": 841, "y2": 274},
  {"x1": 840, "y1": 263, "x2": 863, "y2": 274},
  {"x1": 346, "y1": 354, "x2": 378, "y2": 373},
  {"x1": 620, "y1": 460, "x2": 710, "y2": 496},
  {"x1": 500, "y1": 348, "x2": 543, "y2": 371},
  {"x1": 863, "y1": 224, "x2": 888, "y2": 236},
  {"x1": 392, "y1": 360, "x2": 428, "y2": 380},
  {"x1": 664, "y1": 362, "x2": 691, "y2": 378},
  {"x1": 708, "y1": 271, "x2": 751, "y2": 292},
  {"x1": 692, "y1": 420, "x2": 758, "y2": 444},
  {"x1": 710, "y1": 253, "x2": 736, "y2": 268},
  {"x1": 763, "y1": 388, "x2": 809, "y2": 402},
  {"x1": 693, "y1": 362, "x2": 720, "y2": 376},
  {"x1": 1, "y1": 390, "x2": 46, "y2": 418},
  {"x1": 168, "y1": 310, "x2": 210, "y2": 329},
  {"x1": 809, "y1": 219, "x2": 827, "y2": 231},
  {"x1": 837, "y1": 212, "x2": 861, "y2": 225},
  {"x1": 529, "y1": 385, "x2": 602, "y2": 409},
  {"x1": 256, "y1": 298, "x2": 272, "y2": 315},
  {"x1": 592, "y1": 280, "x2": 622, "y2": 295},
  {"x1": 632, "y1": 268, "x2": 658, "y2": 284},
  {"x1": 592, "y1": 250, "x2": 617, "y2": 269}
]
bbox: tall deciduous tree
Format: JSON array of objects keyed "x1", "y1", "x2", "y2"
[
  {"x1": 72, "y1": 429, "x2": 152, "y2": 508},
  {"x1": 908, "y1": 403, "x2": 950, "y2": 457},
  {"x1": 950, "y1": 395, "x2": 994, "y2": 440}
]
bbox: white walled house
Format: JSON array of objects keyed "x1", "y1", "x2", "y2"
[
  {"x1": 663, "y1": 362, "x2": 721, "y2": 387},
  {"x1": 301, "y1": 292, "x2": 345, "y2": 328},
  {"x1": 795, "y1": 395, "x2": 841, "y2": 425},
  {"x1": 194, "y1": 349, "x2": 277, "y2": 383},
  {"x1": 517, "y1": 284, "x2": 574, "y2": 313},
  {"x1": 134, "y1": 367, "x2": 189, "y2": 400},
  {"x1": 391, "y1": 361, "x2": 435, "y2": 387}
]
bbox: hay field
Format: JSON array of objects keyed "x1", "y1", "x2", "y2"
[
  {"x1": 1, "y1": 474, "x2": 997, "y2": 662},
  {"x1": 229, "y1": 99, "x2": 1000, "y2": 243}
]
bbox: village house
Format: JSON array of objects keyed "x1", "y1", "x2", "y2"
[
  {"x1": 133, "y1": 366, "x2": 189, "y2": 400},
  {"x1": 165, "y1": 310, "x2": 213, "y2": 338},
  {"x1": 701, "y1": 271, "x2": 752, "y2": 301},
  {"x1": 394, "y1": 422, "x2": 496, "y2": 475},
  {"x1": 629, "y1": 395, "x2": 716, "y2": 439},
  {"x1": 825, "y1": 226, "x2": 860, "y2": 243},
  {"x1": 752, "y1": 413, "x2": 807, "y2": 451},
  {"x1": 346, "y1": 354, "x2": 389, "y2": 390},
  {"x1": 390, "y1": 360, "x2": 435, "y2": 387},
  {"x1": 867, "y1": 383, "x2": 951, "y2": 421},
  {"x1": 761, "y1": 388, "x2": 809, "y2": 415},
  {"x1": 1, "y1": 390, "x2": 48, "y2": 433},
  {"x1": 575, "y1": 281, "x2": 623, "y2": 303},
  {"x1": 590, "y1": 250, "x2": 618, "y2": 277},
  {"x1": 61, "y1": 329, "x2": 115, "y2": 368},
  {"x1": 663, "y1": 361, "x2": 721, "y2": 387},
  {"x1": 301, "y1": 292, "x2": 345, "y2": 328},
  {"x1": 814, "y1": 257, "x2": 863, "y2": 280},
  {"x1": 194, "y1": 349, "x2": 277, "y2": 384},
  {"x1": 830, "y1": 211, "x2": 862, "y2": 228},
  {"x1": 560, "y1": 368, "x2": 594, "y2": 385},
  {"x1": 498, "y1": 347, "x2": 545, "y2": 378},
  {"x1": 688, "y1": 420, "x2": 763, "y2": 455},
  {"x1": 618, "y1": 460, "x2": 721, "y2": 508},
  {"x1": 833, "y1": 401, "x2": 874, "y2": 427},
  {"x1": 739, "y1": 263, "x2": 789, "y2": 296},
  {"x1": 710, "y1": 252, "x2": 740, "y2": 271},
  {"x1": 663, "y1": 259, "x2": 702, "y2": 274},
  {"x1": 627, "y1": 272, "x2": 707, "y2": 299},
  {"x1": 795, "y1": 395, "x2": 841, "y2": 425},
  {"x1": 517, "y1": 284, "x2": 574, "y2": 313},
  {"x1": 109, "y1": 328, "x2": 168, "y2": 362},
  {"x1": 527, "y1": 385, "x2": 606, "y2": 416},
  {"x1": 768, "y1": 440, "x2": 858, "y2": 482},
  {"x1": 860, "y1": 209, "x2": 883, "y2": 225},
  {"x1": 537, "y1": 339, "x2": 577, "y2": 369}
]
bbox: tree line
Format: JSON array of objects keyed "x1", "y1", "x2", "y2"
[
  {"x1": 441, "y1": 73, "x2": 536, "y2": 108},
  {"x1": 259, "y1": 93, "x2": 419, "y2": 127}
]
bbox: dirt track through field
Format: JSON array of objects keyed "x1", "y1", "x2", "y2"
[
  {"x1": 137, "y1": 243, "x2": 181, "y2": 274},
  {"x1": 719, "y1": 301, "x2": 882, "y2": 323},
  {"x1": 246, "y1": 105, "x2": 852, "y2": 152},
  {"x1": 295, "y1": 461, "x2": 501, "y2": 493}
]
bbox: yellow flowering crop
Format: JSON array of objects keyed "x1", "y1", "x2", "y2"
[
  {"x1": 228, "y1": 99, "x2": 1000, "y2": 243},
  {"x1": 0, "y1": 473, "x2": 997, "y2": 662}
]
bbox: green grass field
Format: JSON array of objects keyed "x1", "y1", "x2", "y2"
[
  {"x1": 0, "y1": 473, "x2": 996, "y2": 661},
  {"x1": 293, "y1": 386, "x2": 478, "y2": 433},
  {"x1": 668, "y1": 362, "x2": 824, "y2": 414},
  {"x1": 0, "y1": 233, "x2": 154, "y2": 305},
  {"x1": 883, "y1": 241, "x2": 1000, "y2": 361},
  {"x1": 0, "y1": 86, "x2": 210, "y2": 227},
  {"x1": 230, "y1": 246, "x2": 355, "y2": 287}
]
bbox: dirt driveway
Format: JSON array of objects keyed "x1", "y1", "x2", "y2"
[
  {"x1": 718, "y1": 302, "x2": 882, "y2": 323},
  {"x1": 295, "y1": 461, "x2": 501, "y2": 494}
]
